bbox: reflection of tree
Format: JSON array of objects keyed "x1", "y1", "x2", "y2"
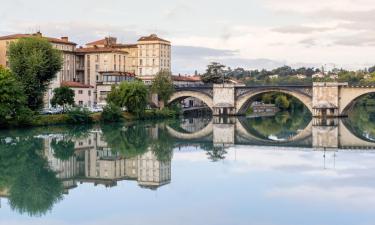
[
  {"x1": 101, "y1": 123, "x2": 150, "y2": 158},
  {"x1": 207, "y1": 146, "x2": 227, "y2": 162},
  {"x1": 150, "y1": 127, "x2": 174, "y2": 162},
  {"x1": 0, "y1": 137, "x2": 63, "y2": 216},
  {"x1": 347, "y1": 105, "x2": 375, "y2": 140},
  {"x1": 51, "y1": 139, "x2": 75, "y2": 161},
  {"x1": 199, "y1": 142, "x2": 227, "y2": 162},
  {"x1": 245, "y1": 108, "x2": 311, "y2": 140}
]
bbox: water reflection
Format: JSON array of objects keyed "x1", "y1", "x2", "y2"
[{"x1": 1, "y1": 107, "x2": 375, "y2": 219}]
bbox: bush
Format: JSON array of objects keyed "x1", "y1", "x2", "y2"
[
  {"x1": 67, "y1": 108, "x2": 92, "y2": 124},
  {"x1": 101, "y1": 103, "x2": 123, "y2": 122}
]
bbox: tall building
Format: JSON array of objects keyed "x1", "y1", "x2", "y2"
[
  {"x1": 0, "y1": 32, "x2": 77, "y2": 108},
  {"x1": 137, "y1": 34, "x2": 171, "y2": 77}
]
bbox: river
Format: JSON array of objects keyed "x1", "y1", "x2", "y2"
[{"x1": 1, "y1": 107, "x2": 375, "y2": 225}]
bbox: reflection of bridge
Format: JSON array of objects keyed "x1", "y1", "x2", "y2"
[
  {"x1": 166, "y1": 118, "x2": 375, "y2": 149},
  {"x1": 168, "y1": 83, "x2": 375, "y2": 117}
]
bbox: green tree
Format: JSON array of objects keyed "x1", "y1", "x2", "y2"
[
  {"x1": 0, "y1": 66, "x2": 32, "y2": 127},
  {"x1": 202, "y1": 62, "x2": 229, "y2": 84},
  {"x1": 151, "y1": 70, "x2": 175, "y2": 107},
  {"x1": 101, "y1": 103, "x2": 123, "y2": 122},
  {"x1": 8, "y1": 37, "x2": 63, "y2": 110},
  {"x1": 107, "y1": 81, "x2": 148, "y2": 117},
  {"x1": 275, "y1": 95, "x2": 290, "y2": 110},
  {"x1": 0, "y1": 136, "x2": 63, "y2": 216},
  {"x1": 50, "y1": 86, "x2": 75, "y2": 112}
]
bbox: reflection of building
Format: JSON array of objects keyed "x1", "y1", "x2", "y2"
[
  {"x1": 41, "y1": 130, "x2": 171, "y2": 192},
  {"x1": 138, "y1": 151, "x2": 171, "y2": 190}
]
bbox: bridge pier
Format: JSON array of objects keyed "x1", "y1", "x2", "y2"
[
  {"x1": 213, "y1": 84, "x2": 237, "y2": 116},
  {"x1": 312, "y1": 82, "x2": 348, "y2": 118}
]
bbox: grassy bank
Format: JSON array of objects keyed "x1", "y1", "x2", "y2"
[{"x1": 29, "y1": 108, "x2": 179, "y2": 127}]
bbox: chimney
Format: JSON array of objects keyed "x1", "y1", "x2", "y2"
[{"x1": 61, "y1": 37, "x2": 69, "y2": 42}]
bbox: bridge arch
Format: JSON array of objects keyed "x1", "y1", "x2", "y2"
[
  {"x1": 236, "y1": 88, "x2": 313, "y2": 115},
  {"x1": 166, "y1": 122, "x2": 213, "y2": 140},
  {"x1": 167, "y1": 91, "x2": 213, "y2": 109},
  {"x1": 339, "y1": 87, "x2": 375, "y2": 115}
]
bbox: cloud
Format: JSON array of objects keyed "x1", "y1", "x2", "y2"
[
  {"x1": 272, "y1": 25, "x2": 335, "y2": 34},
  {"x1": 172, "y1": 45, "x2": 287, "y2": 74}
]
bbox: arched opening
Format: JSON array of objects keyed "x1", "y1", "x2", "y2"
[
  {"x1": 344, "y1": 93, "x2": 375, "y2": 142},
  {"x1": 167, "y1": 91, "x2": 213, "y2": 116},
  {"x1": 237, "y1": 91, "x2": 312, "y2": 117},
  {"x1": 235, "y1": 91, "x2": 312, "y2": 145},
  {"x1": 342, "y1": 92, "x2": 375, "y2": 115},
  {"x1": 236, "y1": 89, "x2": 313, "y2": 115}
]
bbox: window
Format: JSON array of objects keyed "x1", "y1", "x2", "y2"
[
  {"x1": 152, "y1": 59, "x2": 155, "y2": 66},
  {"x1": 139, "y1": 68, "x2": 142, "y2": 75},
  {"x1": 78, "y1": 90, "x2": 83, "y2": 94},
  {"x1": 88, "y1": 90, "x2": 91, "y2": 96},
  {"x1": 79, "y1": 101, "x2": 83, "y2": 106},
  {"x1": 140, "y1": 59, "x2": 143, "y2": 66},
  {"x1": 95, "y1": 55, "x2": 99, "y2": 62}
]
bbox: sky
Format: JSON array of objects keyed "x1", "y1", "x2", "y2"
[{"x1": 1, "y1": 0, "x2": 375, "y2": 74}]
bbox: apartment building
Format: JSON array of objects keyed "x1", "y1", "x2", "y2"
[
  {"x1": 61, "y1": 81, "x2": 95, "y2": 107},
  {"x1": 137, "y1": 34, "x2": 171, "y2": 77},
  {"x1": 75, "y1": 46, "x2": 128, "y2": 105},
  {"x1": 0, "y1": 32, "x2": 77, "y2": 108}
]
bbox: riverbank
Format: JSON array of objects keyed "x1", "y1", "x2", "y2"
[{"x1": 24, "y1": 108, "x2": 180, "y2": 127}]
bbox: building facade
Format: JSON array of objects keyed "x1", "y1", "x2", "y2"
[
  {"x1": 137, "y1": 34, "x2": 171, "y2": 77},
  {"x1": 0, "y1": 32, "x2": 78, "y2": 108},
  {"x1": 0, "y1": 32, "x2": 171, "y2": 108}
]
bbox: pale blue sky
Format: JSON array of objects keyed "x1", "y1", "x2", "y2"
[{"x1": 1, "y1": 0, "x2": 375, "y2": 73}]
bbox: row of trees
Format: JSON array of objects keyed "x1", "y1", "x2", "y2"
[{"x1": 200, "y1": 62, "x2": 375, "y2": 85}]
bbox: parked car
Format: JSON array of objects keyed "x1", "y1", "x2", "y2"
[
  {"x1": 39, "y1": 107, "x2": 63, "y2": 115},
  {"x1": 87, "y1": 107, "x2": 103, "y2": 113}
]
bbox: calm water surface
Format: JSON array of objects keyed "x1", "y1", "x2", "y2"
[{"x1": 1, "y1": 108, "x2": 375, "y2": 225}]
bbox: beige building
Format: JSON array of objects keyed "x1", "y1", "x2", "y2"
[
  {"x1": 61, "y1": 81, "x2": 95, "y2": 107},
  {"x1": 137, "y1": 34, "x2": 171, "y2": 77},
  {"x1": 75, "y1": 46, "x2": 128, "y2": 105},
  {"x1": 96, "y1": 71, "x2": 135, "y2": 106},
  {"x1": 0, "y1": 32, "x2": 77, "y2": 108}
]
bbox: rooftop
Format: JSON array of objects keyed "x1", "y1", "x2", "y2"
[
  {"x1": 0, "y1": 32, "x2": 77, "y2": 45},
  {"x1": 138, "y1": 34, "x2": 170, "y2": 43},
  {"x1": 75, "y1": 46, "x2": 128, "y2": 54},
  {"x1": 172, "y1": 75, "x2": 202, "y2": 82},
  {"x1": 61, "y1": 81, "x2": 94, "y2": 88}
]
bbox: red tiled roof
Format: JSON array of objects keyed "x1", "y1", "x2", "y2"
[
  {"x1": 114, "y1": 44, "x2": 138, "y2": 48},
  {"x1": 61, "y1": 81, "x2": 93, "y2": 88},
  {"x1": 86, "y1": 39, "x2": 106, "y2": 46},
  {"x1": 172, "y1": 75, "x2": 202, "y2": 82},
  {"x1": 138, "y1": 34, "x2": 170, "y2": 43},
  {"x1": 99, "y1": 71, "x2": 136, "y2": 77},
  {"x1": 0, "y1": 33, "x2": 77, "y2": 45},
  {"x1": 75, "y1": 47, "x2": 128, "y2": 54}
]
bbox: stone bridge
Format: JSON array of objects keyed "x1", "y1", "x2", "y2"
[{"x1": 167, "y1": 83, "x2": 375, "y2": 117}]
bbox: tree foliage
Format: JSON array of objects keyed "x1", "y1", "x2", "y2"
[
  {"x1": 0, "y1": 66, "x2": 32, "y2": 127},
  {"x1": 275, "y1": 95, "x2": 290, "y2": 110},
  {"x1": 202, "y1": 62, "x2": 229, "y2": 84},
  {"x1": 107, "y1": 81, "x2": 148, "y2": 117},
  {"x1": 51, "y1": 86, "x2": 75, "y2": 111},
  {"x1": 8, "y1": 37, "x2": 63, "y2": 110},
  {"x1": 151, "y1": 70, "x2": 175, "y2": 105},
  {"x1": 101, "y1": 103, "x2": 123, "y2": 122}
]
